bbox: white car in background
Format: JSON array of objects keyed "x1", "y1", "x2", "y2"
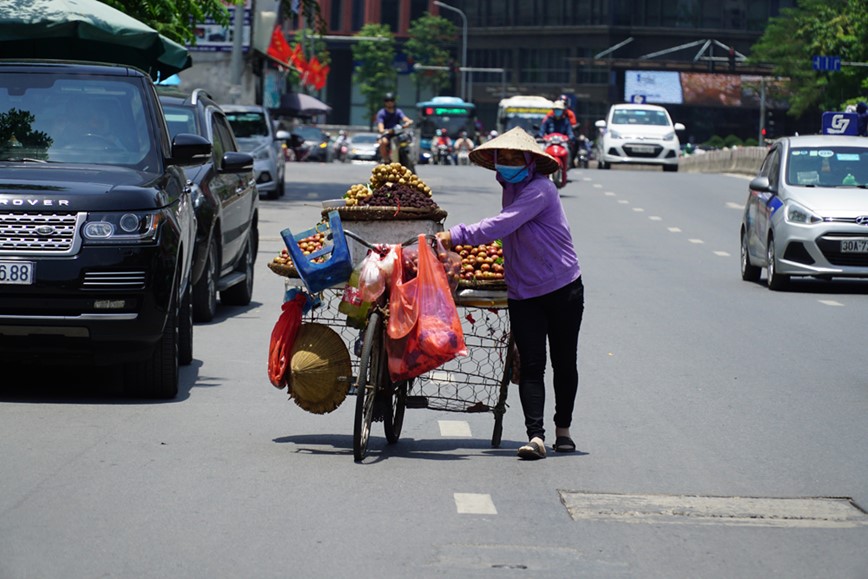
[
  {"x1": 222, "y1": 104, "x2": 290, "y2": 199},
  {"x1": 595, "y1": 103, "x2": 685, "y2": 172}
]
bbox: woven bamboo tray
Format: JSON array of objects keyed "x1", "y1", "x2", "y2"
[
  {"x1": 322, "y1": 205, "x2": 447, "y2": 222},
  {"x1": 457, "y1": 278, "x2": 507, "y2": 291},
  {"x1": 267, "y1": 261, "x2": 299, "y2": 278}
]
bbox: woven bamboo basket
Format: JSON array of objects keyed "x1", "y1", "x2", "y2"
[
  {"x1": 322, "y1": 205, "x2": 448, "y2": 222},
  {"x1": 267, "y1": 261, "x2": 299, "y2": 278},
  {"x1": 287, "y1": 323, "x2": 352, "y2": 414}
]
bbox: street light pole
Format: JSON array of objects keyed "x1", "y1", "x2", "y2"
[{"x1": 434, "y1": 1, "x2": 467, "y2": 102}]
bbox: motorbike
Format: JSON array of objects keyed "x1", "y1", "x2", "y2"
[
  {"x1": 541, "y1": 132, "x2": 570, "y2": 189},
  {"x1": 333, "y1": 138, "x2": 349, "y2": 163},
  {"x1": 380, "y1": 126, "x2": 416, "y2": 172},
  {"x1": 456, "y1": 149, "x2": 471, "y2": 165},
  {"x1": 432, "y1": 142, "x2": 454, "y2": 165},
  {"x1": 575, "y1": 135, "x2": 589, "y2": 169}
]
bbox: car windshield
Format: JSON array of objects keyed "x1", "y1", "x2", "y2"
[
  {"x1": 295, "y1": 126, "x2": 324, "y2": 141},
  {"x1": 352, "y1": 133, "x2": 378, "y2": 145},
  {"x1": 611, "y1": 109, "x2": 671, "y2": 126},
  {"x1": 786, "y1": 147, "x2": 868, "y2": 187},
  {"x1": 225, "y1": 111, "x2": 269, "y2": 139},
  {"x1": 0, "y1": 73, "x2": 157, "y2": 168}
]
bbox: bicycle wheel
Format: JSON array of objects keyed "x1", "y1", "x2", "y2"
[
  {"x1": 384, "y1": 378, "x2": 410, "y2": 444},
  {"x1": 354, "y1": 310, "x2": 383, "y2": 461}
]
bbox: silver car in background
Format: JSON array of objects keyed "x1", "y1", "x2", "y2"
[
  {"x1": 221, "y1": 104, "x2": 290, "y2": 199},
  {"x1": 740, "y1": 135, "x2": 868, "y2": 290}
]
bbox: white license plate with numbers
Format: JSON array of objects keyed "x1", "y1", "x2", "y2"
[
  {"x1": 0, "y1": 261, "x2": 35, "y2": 285},
  {"x1": 841, "y1": 239, "x2": 868, "y2": 253},
  {"x1": 628, "y1": 145, "x2": 655, "y2": 153}
]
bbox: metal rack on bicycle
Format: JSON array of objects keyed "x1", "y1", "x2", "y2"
[{"x1": 268, "y1": 208, "x2": 513, "y2": 461}]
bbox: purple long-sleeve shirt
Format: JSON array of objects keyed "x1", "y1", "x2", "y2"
[{"x1": 449, "y1": 171, "x2": 581, "y2": 300}]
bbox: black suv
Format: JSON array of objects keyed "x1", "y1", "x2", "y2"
[
  {"x1": 159, "y1": 88, "x2": 258, "y2": 322},
  {"x1": 0, "y1": 61, "x2": 210, "y2": 398}
]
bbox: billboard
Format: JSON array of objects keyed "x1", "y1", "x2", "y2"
[{"x1": 625, "y1": 71, "x2": 790, "y2": 109}]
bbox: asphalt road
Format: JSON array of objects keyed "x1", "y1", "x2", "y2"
[{"x1": 1, "y1": 161, "x2": 866, "y2": 578}]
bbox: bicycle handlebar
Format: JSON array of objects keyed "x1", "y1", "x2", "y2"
[{"x1": 342, "y1": 229, "x2": 437, "y2": 255}]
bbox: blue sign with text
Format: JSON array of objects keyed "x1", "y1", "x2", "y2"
[
  {"x1": 821, "y1": 112, "x2": 858, "y2": 135},
  {"x1": 812, "y1": 55, "x2": 841, "y2": 72}
]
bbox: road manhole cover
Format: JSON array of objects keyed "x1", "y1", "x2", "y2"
[{"x1": 559, "y1": 490, "x2": 868, "y2": 528}]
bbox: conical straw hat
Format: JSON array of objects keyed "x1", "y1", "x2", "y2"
[
  {"x1": 288, "y1": 323, "x2": 351, "y2": 414},
  {"x1": 469, "y1": 126, "x2": 560, "y2": 175}
]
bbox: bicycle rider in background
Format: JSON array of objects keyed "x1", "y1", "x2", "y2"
[{"x1": 376, "y1": 92, "x2": 413, "y2": 163}]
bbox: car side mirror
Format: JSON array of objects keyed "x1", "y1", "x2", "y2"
[
  {"x1": 595, "y1": 120, "x2": 606, "y2": 128},
  {"x1": 220, "y1": 151, "x2": 254, "y2": 173},
  {"x1": 169, "y1": 133, "x2": 211, "y2": 166},
  {"x1": 749, "y1": 176, "x2": 771, "y2": 193},
  {"x1": 674, "y1": 122, "x2": 686, "y2": 131},
  {"x1": 275, "y1": 129, "x2": 292, "y2": 141}
]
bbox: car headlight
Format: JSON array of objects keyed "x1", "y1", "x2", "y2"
[
  {"x1": 83, "y1": 211, "x2": 163, "y2": 244},
  {"x1": 784, "y1": 200, "x2": 823, "y2": 225},
  {"x1": 608, "y1": 129, "x2": 622, "y2": 139},
  {"x1": 252, "y1": 147, "x2": 271, "y2": 161},
  {"x1": 662, "y1": 131, "x2": 676, "y2": 141},
  {"x1": 319, "y1": 142, "x2": 328, "y2": 149}
]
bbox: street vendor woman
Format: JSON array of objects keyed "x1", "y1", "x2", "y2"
[{"x1": 436, "y1": 127, "x2": 584, "y2": 460}]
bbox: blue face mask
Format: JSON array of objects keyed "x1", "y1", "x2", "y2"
[
  {"x1": 495, "y1": 164, "x2": 530, "y2": 183},
  {"x1": 554, "y1": 110, "x2": 564, "y2": 118}
]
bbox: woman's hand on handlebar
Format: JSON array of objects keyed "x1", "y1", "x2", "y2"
[{"x1": 436, "y1": 231, "x2": 452, "y2": 250}]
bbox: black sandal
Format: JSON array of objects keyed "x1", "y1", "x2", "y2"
[
  {"x1": 553, "y1": 436, "x2": 576, "y2": 453},
  {"x1": 517, "y1": 439, "x2": 546, "y2": 460}
]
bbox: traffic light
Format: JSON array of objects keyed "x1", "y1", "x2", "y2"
[
  {"x1": 728, "y1": 47, "x2": 736, "y2": 71},
  {"x1": 766, "y1": 109, "x2": 775, "y2": 138}
]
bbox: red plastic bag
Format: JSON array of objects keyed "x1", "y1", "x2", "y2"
[
  {"x1": 386, "y1": 235, "x2": 467, "y2": 382},
  {"x1": 268, "y1": 293, "x2": 306, "y2": 388}
]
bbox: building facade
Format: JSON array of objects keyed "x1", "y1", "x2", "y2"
[{"x1": 279, "y1": 0, "x2": 804, "y2": 141}]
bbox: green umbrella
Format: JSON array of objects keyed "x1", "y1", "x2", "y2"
[{"x1": 0, "y1": 0, "x2": 192, "y2": 80}]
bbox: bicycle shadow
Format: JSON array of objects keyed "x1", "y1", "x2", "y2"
[{"x1": 273, "y1": 434, "x2": 588, "y2": 461}]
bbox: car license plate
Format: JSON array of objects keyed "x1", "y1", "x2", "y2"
[
  {"x1": 0, "y1": 261, "x2": 35, "y2": 285},
  {"x1": 841, "y1": 239, "x2": 868, "y2": 253},
  {"x1": 629, "y1": 145, "x2": 655, "y2": 153}
]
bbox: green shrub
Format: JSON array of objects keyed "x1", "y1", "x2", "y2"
[
  {"x1": 704, "y1": 135, "x2": 725, "y2": 149},
  {"x1": 723, "y1": 134, "x2": 743, "y2": 148},
  {"x1": 744, "y1": 137, "x2": 759, "y2": 146}
]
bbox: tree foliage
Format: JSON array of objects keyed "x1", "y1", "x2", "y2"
[
  {"x1": 108, "y1": 0, "x2": 325, "y2": 45},
  {"x1": 404, "y1": 14, "x2": 458, "y2": 96},
  {"x1": 351, "y1": 24, "x2": 397, "y2": 128},
  {"x1": 750, "y1": 0, "x2": 868, "y2": 116}
]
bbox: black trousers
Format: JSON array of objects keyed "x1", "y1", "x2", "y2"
[{"x1": 508, "y1": 276, "x2": 584, "y2": 442}]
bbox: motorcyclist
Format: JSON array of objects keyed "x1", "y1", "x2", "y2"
[
  {"x1": 857, "y1": 101, "x2": 868, "y2": 137},
  {"x1": 487, "y1": 130, "x2": 498, "y2": 142},
  {"x1": 543, "y1": 95, "x2": 579, "y2": 165},
  {"x1": 539, "y1": 101, "x2": 575, "y2": 141},
  {"x1": 453, "y1": 130, "x2": 475, "y2": 165},
  {"x1": 376, "y1": 92, "x2": 413, "y2": 163},
  {"x1": 431, "y1": 128, "x2": 454, "y2": 164},
  {"x1": 333, "y1": 129, "x2": 349, "y2": 161}
]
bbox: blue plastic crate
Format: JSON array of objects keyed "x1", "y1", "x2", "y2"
[{"x1": 280, "y1": 210, "x2": 353, "y2": 293}]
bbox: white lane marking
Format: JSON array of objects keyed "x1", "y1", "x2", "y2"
[
  {"x1": 819, "y1": 300, "x2": 844, "y2": 307},
  {"x1": 668, "y1": 227, "x2": 682, "y2": 233},
  {"x1": 632, "y1": 207, "x2": 645, "y2": 212},
  {"x1": 617, "y1": 199, "x2": 629, "y2": 204},
  {"x1": 649, "y1": 216, "x2": 662, "y2": 221},
  {"x1": 604, "y1": 191, "x2": 616, "y2": 196},
  {"x1": 593, "y1": 183, "x2": 603, "y2": 188},
  {"x1": 439, "y1": 420, "x2": 472, "y2": 437},
  {"x1": 714, "y1": 251, "x2": 731, "y2": 257},
  {"x1": 454, "y1": 493, "x2": 498, "y2": 515},
  {"x1": 689, "y1": 238, "x2": 704, "y2": 244},
  {"x1": 726, "y1": 202, "x2": 743, "y2": 209}
]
